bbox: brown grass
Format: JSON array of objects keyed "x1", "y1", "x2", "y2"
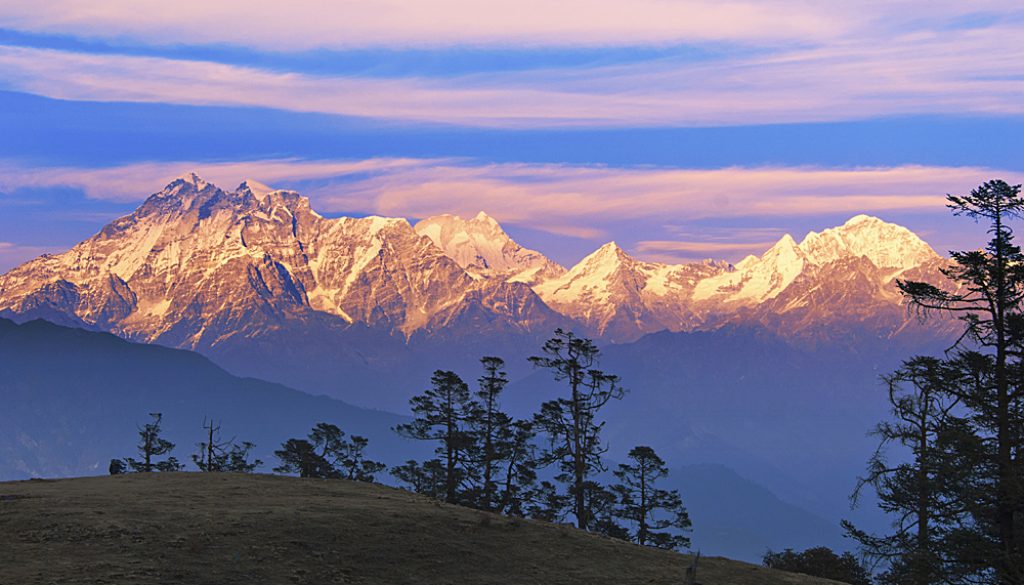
[{"x1": 0, "y1": 473, "x2": 847, "y2": 584}]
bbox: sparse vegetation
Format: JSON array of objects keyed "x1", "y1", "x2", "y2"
[{"x1": 108, "y1": 331, "x2": 698, "y2": 562}]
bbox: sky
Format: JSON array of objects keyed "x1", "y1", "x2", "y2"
[{"x1": 0, "y1": 1, "x2": 1022, "y2": 270}]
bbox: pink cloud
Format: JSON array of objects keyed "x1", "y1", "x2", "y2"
[
  {"x1": 0, "y1": 19, "x2": 1022, "y2": 129},
  {"x1": 0, "y1": 157, "x2": 447, "y2": 202},
  {"x1": 0, "y1": 1, "x2": 860, "y2": 50}
]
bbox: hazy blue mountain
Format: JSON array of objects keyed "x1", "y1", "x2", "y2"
[
  {"x1": 0, "y1": 317, "x2": 420, "y2": 479},
  {"x1": 0, "y1": 317, "x2": 853, "y2": 562}
]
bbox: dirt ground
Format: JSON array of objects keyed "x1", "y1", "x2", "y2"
[{"x1": 0, "y1": 473, "x2": 847, "y2": 585}]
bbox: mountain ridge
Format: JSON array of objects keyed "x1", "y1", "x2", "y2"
[{"x1": 0, "y1": 173, "x2": 952, "y2": 346}]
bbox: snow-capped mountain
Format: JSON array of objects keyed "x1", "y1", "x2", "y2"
[
  {"x1": 533, "y1": 242, "x2": 728, "y2": 342},
  {"x1": 529, "y1": 214, "x2": 946, "y2": 341},
  {"x1": 0, "y1": 174, "x2": 952, "y2": 360},
  {"x1": 693, "y1": 214, "x2": 940, "y2": 306},
  {"x1": 414, "y1": 212, "x2": 565, "y2": 285},
  {"x1": 0, "y1": 174, "x2": 561, "y2": 351}
]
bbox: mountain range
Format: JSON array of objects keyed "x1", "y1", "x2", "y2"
[{"x1": 0, "y1": 173, "x2": 951, "y2": 354}]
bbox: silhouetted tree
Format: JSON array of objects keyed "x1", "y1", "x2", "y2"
[
  {"x1": 530, "y1": 329, "x2": 625, "y2": 530},
  {"x1": 391, "y1": 459, "x2": 446, "y2": 499},
  {"x1": 525, "y1": 480, "x2": 570, "y2": 523},
  {"x1": 274, "y1": 438, "x2": 327, "y2": 478},
  {"x1": 891, "y1": 179, "x2": 1024, "y2": 583},
  {"x1": 763, "y1": 547, "x2": 872, "y2": 585},
  {"x1": 336, "y1": 434, "x2": 387, "y2": 481},
  {"x1": 394, "y1": 370, "x2": 477, "y2": 504},
  {"x1": 611, "y1": 445, "x2": 692, "y2": 550},
  {"x1": 108, "y1": 459, "x2": 126, "y2": 475},
  {"x1": 461, "y1": 357, "x2": 540, "y2": 514},
  {"x1": 495, "y1": 420, "x2": 540, "y2": 516},
  {"x1": 581, "y1": 481, "x2": 628, "y2": 539},
  {"x1": 192, "y1": 418, "x2": 262, "y2": 473},
  {"x1": 122, "y1": 413, "x2": 183, "y2": 472},
  {"x1": 275, "y1": 423, "x2": 384, "y2": 481},
  {"x1": 844, "y1": 357, "x2": 969, "y2": 585},
  {"x1": 468, "y1": 356, "x2": 513, "y2": 510}
]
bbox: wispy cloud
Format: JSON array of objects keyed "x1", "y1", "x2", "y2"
[
  {"x1": 0, "y1": 157, "x2": 446, "y2": 202},
  {"x1": 0, "y1": 157, "x2": 1013, "y2": 237},
  {"x1": 1, "y1": 14, "x2": 1023, "y2": 129}
]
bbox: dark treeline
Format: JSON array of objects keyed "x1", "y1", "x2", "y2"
[
  {"x1": 845, "y1": 180, "x2": 1024, "y2": 585},
  {"x1": 110, "y1": 328, "x2": 692, "y2": 551}
]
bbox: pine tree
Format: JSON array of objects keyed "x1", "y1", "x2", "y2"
[
  {"x1": 394, "y1": 370, "x2": 477, "y2": 504},
  {"x1": 843, "y1": 357, "x2": 968, "y2": 585},
  {"x1": 274, "y1": 438, "x2": 328, "y2": 478},
  {"x1": 525, "y1": 480, "x2": 570, "y2": 523},
  {"x1": 391, "y1": 459, "x2": 447, "y2": 499},
  {"x1": 122, "y1": 413, "x2": 183, "y2": 472},
  {"x1": 470, "y1": 356, "x2": 512, "y2": 511},
  {"x1": 462, "y1": 357, "x2": 539, "y2": 514},
  {"x1": 275, "y1": 423, "x2": 384, "y2": 481},
  {"x1": 192, "y1": 418, "x2": 262, "y2": 473},
  {"x1": 336, "y1": 434, "x2": 387, "y2": 482},
  {"x1": 895, "y1": 180, "x2": 1024, "y2": 583},
  {"x1": 495, "y1": 419, "x2": 539, "y2": 516},
  {"x1": 530, "y1": 329, "x2": 625, "y2": 530},
  {"x1": 610, "y1": 445, "x2": 692, "y2": 549},
  {"x1": 582, "y1": 481, "x2": 629, "y2": 539}
]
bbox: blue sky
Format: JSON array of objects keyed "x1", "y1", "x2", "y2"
[{"x1": 0, "y1": 1, "x2": 1022, "y2": 270}]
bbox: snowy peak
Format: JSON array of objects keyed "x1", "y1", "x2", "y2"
[
  {"x1": 693, "y1": 215, "x2": 938, "y2": 305},
  {"x1": 800, "y1": 214, "x2": 938, "y2": 270},
  {"x1": 237, "y1": 179, "x2": 276, "y2": 199},
  {"x1": 414, "y1": 213, "x2": 564, "y2": 285},
  {"x1": 693, "y1": 232, "x2": 808, "y2": 305},
  {"x1": 175, "y1": 171, "x2": 209, "y2": 189},
  {"x1": 472, "y1": 210, "x2": 500, "y2": 226},
  {"x1": 573, "y1": 241, "x2": 633, "y2": 274},
  {"x1": 531, "y1": 241, "x2": 728, "y2": 340}
]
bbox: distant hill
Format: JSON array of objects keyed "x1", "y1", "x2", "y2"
[
  {"x1": 0, "y1": 317, "x2": 416, "y2": 480},
  {"x1": 0, "y1": 473, "x2": 849, "y2": 585}
]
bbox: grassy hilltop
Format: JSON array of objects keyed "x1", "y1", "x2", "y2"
[{"x1": 0, "y1": 473, "x2": 846, "y2": 585}]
